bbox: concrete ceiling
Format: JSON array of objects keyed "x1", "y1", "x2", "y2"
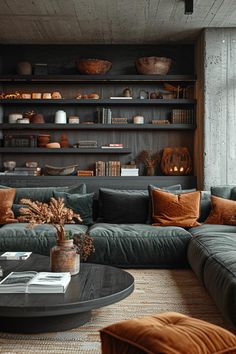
[{"x1": 0, "y1": 0, "x2": 236, "y2": 44}]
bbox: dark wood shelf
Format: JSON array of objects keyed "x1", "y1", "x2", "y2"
[
  {"x1": 0, "y1": 98, "x2": 196, "y2": 105},
  {"x1": 0, "y1": 123, "x2": 196, "y2": 130},
  {"x1": 0, "y1": 174, "x2": 197, "y2": 186},
  {"x1": 0, "y1": 147, "x2": 131, "y2": 154},
  {"x1": 0, "y1": 74, "x2": 196, "y2": 83}
]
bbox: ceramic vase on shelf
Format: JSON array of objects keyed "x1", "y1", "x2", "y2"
[
  {"x1": 146, "y1": 165, "x2": 155, "y2": 176},
  {"x1": 50, "y1": 239, "x2": 80, "y2": 275}
]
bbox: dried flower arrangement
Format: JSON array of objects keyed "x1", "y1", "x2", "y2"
[
  {"x1": 136, "y1": 150, "x2": 160, "y2": 175},
  {"x1": 73, "y1": 233, "x2": 95, "y2": 261},
  {"x1": 18, "y1": 198, "x2": 95, "y2": 262},
  {"x1": 18, "y1": 197, "x2": 82, "y2": 242}
]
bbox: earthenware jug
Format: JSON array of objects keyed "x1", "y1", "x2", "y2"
[{"x1": 50, "y1": 239, "x2": 80, "y2": 275}]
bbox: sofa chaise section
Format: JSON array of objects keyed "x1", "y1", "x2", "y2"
[{"x1": 188, "y1": 225, "x2": 236, "y2": 328}]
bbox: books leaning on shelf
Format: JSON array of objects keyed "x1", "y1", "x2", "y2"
[
  {"x1": 171, "y1": 109, "x2": 194, "y2": 124},
  {"x1": 0, "y1": 252, "x2": 32, "y2": 260},
  {"x1": 121, "y1": 168, "x2": 139, "y2": 176},
  {"x1": 97, "y1": 108, "x2": 112, "y2": 124},
  {"x1": 0, "y1": 271, "x2": 71, "y2": 293},
  {"x1": 95, "y1": 160, "x2": 121, "y2": 176}
]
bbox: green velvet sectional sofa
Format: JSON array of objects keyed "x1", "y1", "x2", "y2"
[{"x1": 0, "y1": 183, "x2": 235, "y2": 329}]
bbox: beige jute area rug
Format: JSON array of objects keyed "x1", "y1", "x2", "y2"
[{"x1": 0, "y1": 269, "x2": 233, "y2": 354}]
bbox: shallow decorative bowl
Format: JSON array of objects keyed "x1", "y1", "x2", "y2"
[
  {"x1": 25, "y1": 161, "x2": 38, "y2": 168},
  {"x1": 3, "y1": 160, "x2": 16, "y2": 171},
  {"x1": 44, "y1": 164, "x2": 78, "y2": 176},
  {"x1": 76, "y1": 59, "x2": 112, "y2": 75},
  {"x1": 135, "y1": 56, "x2": 172, "y2": 75}
]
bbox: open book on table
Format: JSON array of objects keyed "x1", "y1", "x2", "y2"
[{"x1": 0, "y1": 271, "x2": 71, "y2": 293}]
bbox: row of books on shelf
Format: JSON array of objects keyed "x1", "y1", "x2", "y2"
[
  {"x1": 171, "y1": 109, "x2": 194, "y2": 124},
  {"x1": 95, "y1": 161, "x2": 139, "y2": 176},
  {"x1": 96, "y1": 108, "x2": 194, "y2": 125}
]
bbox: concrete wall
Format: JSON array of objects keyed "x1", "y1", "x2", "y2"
[{"x1": 198, "y1": 28, "x2": 236, "y2": 190}]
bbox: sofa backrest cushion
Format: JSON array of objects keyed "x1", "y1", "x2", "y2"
[
  {"x1": 0, "y1": 183, "x2": 86, "y2": 204},
  {"x1": 98, "y1": 188, "x2": 149, "y2": 224},
  {"x1": 53, "y1": 191, "x2": 94, "y2": 226},
  {"x1": 151, "y1": 189, "x2": 201, "y2": 227},
  {"x1": 211, "y1": 185, "x2": 236, "y2": 200}
]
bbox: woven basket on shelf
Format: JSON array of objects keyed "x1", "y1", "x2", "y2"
[{"x1": 160, "y1": 147, "x2": 192, "y2": 175}]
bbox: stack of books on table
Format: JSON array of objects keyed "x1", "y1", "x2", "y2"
[
  {"x1": 0, "y1": 271, "x2": 71, "y2": 293},
  {"x1": 121, "y1": 168, "x2": 139, "y2": 176},
  {"x1": 0, "y1": 252, "x2": 32, "y2": 260}
]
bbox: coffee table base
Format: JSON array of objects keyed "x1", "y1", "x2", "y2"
[{"x1": 0, "y1": 311, "x2": 91, "y2": 333}]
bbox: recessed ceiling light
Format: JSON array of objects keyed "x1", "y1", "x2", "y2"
[{"x1": 184, "y1": 0, "x2": 193, "y2": 15}]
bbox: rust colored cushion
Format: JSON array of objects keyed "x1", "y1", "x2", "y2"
[
  {"x1": 205, "y1": 195, "x2": 236, "y2": 225},
  {"x1": 151, "y1": 189, "x2": 201, "y2": 227},
  {"x1": 0, "y1": 188, "x2": 16, "y2": 224},
  {"x1": 100, "y1": 312, "x2": 236, "y2": 354}
]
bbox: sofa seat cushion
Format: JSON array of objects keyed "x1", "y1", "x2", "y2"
[
  {"x1": 0, "y1": 223, "x2": 88, "y2": 256},
  {"x1": 188, "y1": 232, "x2": 236, "y2": 282},
  {"x1": 188, "y1": 232, "x2": 236, "y2": 327},
  {"x1": 190, "y1": 224, "x2": 236, "y2": 236},
  {"x1": 100, "y1": 312, "x2": 236, "y2": 354},
  {"x1": 87, "y1": 223, "x2": 192, "y2": 268},
  {"x1": 203, "y1": 251, "x2": 236, "y2": 327}
]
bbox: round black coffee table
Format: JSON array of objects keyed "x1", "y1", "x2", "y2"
[{"x1": 0, "y1": 254, "x2": 134, "y2": 333}]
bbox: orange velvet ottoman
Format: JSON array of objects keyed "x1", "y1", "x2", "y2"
[{"x1": 100, "y1": 312, "x2": 236, "y2": 354}]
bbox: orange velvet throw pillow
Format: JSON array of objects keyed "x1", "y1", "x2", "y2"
[
  {"x1": 0, "y1": 188, "x2": 16, "y2": 224},
  {"x1": 205, "y1": 195, "x2": 236, "y2": 225},
  {"x1": 151, "y1": 189, "x2": 200, "y2": 227},
  {"x1": 100, "y1": 312, "x2": 236, "y2": 354}
]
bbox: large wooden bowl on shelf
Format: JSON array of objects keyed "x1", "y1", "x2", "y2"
[
  {"x1": 76, "y1": 59, "x2": 112, "y2": 75},
  {"x1": 44, "y1": 164, "x2": 78, "y2": 176},
  {"x1": 135, "y1": 56, "x2": 172, "y2": 75}
]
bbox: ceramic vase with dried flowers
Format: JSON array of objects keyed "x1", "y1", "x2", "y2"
[
  {"x1": 136, "y1": 150, "x2": 160, "y2": 176},
  {"x1": 18, "y1": 197, "x2": 94, "y2": 275}
]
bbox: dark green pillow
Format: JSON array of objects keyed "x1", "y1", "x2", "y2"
[
  {"x1": 98, "y1": 188, "x2": 149, "y2": 224},
  {"x1": 211, "y1": 185, "x2": 234, "y2": 199},
  {"x1": 53, "y1": 191, "x2": 94, "y2": 226}
]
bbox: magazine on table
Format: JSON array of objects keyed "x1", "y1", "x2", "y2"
[
  {"x1": 0, "y1": 271, "x2": 71, "y2": 293},
  {"x1": 0, "y1": 252, "x2": 32, "y2": 260}
]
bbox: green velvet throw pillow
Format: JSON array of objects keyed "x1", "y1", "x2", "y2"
[{"x1": 53, "y1": 191, "x2": 94, "y2": 226}]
